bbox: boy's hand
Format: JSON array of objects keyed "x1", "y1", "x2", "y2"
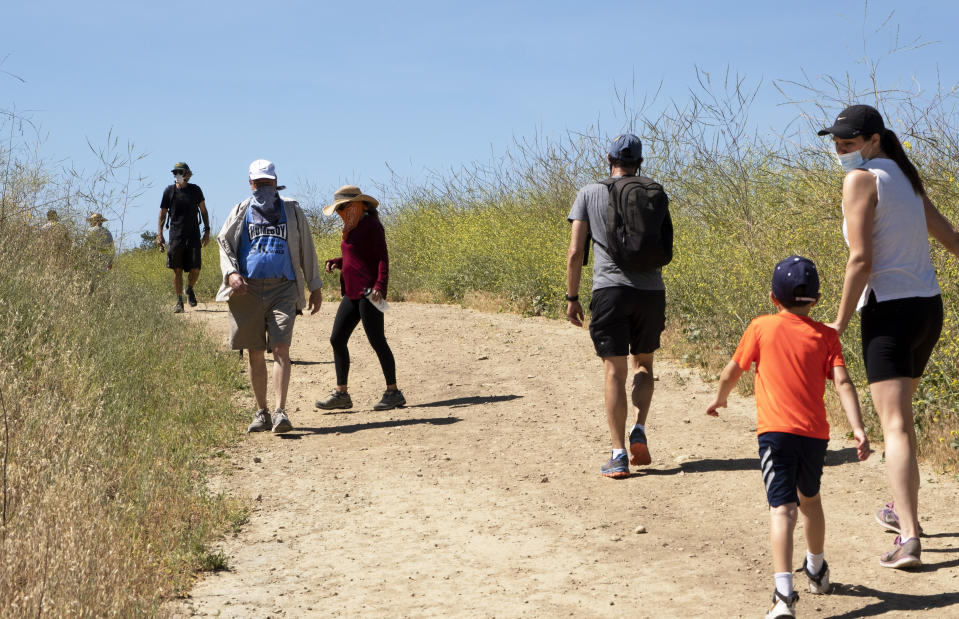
[
  {"x1": 853, "y1": 428, "x2": 871, "y2": 461},
  {"x1": 706, "y1": 399, "x2": 725, "y2": 417}
]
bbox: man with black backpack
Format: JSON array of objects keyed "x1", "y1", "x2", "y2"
[
  {"x1": 158, "y1": 161, "x2": 210, "y2": 313},
  {"x1": 565, "y1": 133, "x2": 672, "y2": 479}
]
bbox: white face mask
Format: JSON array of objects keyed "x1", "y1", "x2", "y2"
[
  {"x1": 174, "y1": 173, "x2": 186, "y2": 185},
  {"x1": 835, "y1": 149, "x2": 866, "y2": 173}
]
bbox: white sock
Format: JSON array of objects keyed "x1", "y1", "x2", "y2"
[
  {"x1": 612, "y1": 448, "x2": 627, "y2": 458},
  {"x1": 774, "y1": 572, "x2": 793, "y2": 597},
  {"x1": 632, "y1": 423, "x2": 646, "y2": 434},
  {"x1": 806, "y1": 551, "x2": 824, "y2": 574}
]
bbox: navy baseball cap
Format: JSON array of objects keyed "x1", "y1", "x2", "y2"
[
  {"x1": 608, "y1": 133, "x2": 643, "y2": 162},
  {"x1": 817, "y1": 104, "x2": 885, "y2": 139},
  {"x1": 771, "y1": 255, "x2": 820, "y2": 304}
]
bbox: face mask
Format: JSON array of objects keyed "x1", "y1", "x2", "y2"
[
  {"x1": 835, "y1": 149, "x2": 866, "y2": 173},
  {"x1": 174, "y1": 173, "x2": 185, "y2": 185}
]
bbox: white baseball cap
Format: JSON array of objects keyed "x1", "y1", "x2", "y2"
[{"x1": 249, "y1": 159, "x2": 277, "y2": 180}]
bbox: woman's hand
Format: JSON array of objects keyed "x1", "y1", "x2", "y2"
[
  {"x1": 325, "y1": 259, "x2": 340, "y2": 273},
  {"x1": 369, "y1": 288, "x2": 384, "y2": 304}
]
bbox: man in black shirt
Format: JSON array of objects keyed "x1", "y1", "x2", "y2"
[{"x1": 158, "y1": 162, "x2": 210, "y2": 312}]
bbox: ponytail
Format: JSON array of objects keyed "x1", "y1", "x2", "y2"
[{"x1": 876, "y1": 129, "x2": 926, "y2": 197}]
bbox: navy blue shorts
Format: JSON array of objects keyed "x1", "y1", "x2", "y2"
[
  {"x1": 758, "y1": 432, "x2": 828, "y2": 507},
  {"x1": 861, "y1": 293, "x2": 943, "y2": 383},
  {"x1": 588, "y1": 287, "x2": 665, "y2": 357}
]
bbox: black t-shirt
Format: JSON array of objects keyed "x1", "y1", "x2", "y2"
[{"x1": 160, "y1": 183, "x2": 205, "y2": 243}]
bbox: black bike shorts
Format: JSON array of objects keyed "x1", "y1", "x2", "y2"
[
  {"x1": 861, "y1": 293, "x2": 943, "y2": 383},
  {"x1": 588, "y1": 286, "x2": 666, "y2": 358}
]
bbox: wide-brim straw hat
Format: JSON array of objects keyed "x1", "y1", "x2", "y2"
[
  {"x1": 322, "y1": 185, "x2": 379, "y2": 216},
  {"x1": 87, "y1": 212, "x2": 107, "y2": 224}
]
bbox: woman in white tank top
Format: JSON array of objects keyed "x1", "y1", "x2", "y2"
[{"x1": 820, "y1": 105, "x2": 959, "y2": 569}]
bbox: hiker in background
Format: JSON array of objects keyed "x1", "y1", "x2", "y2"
[
  {"x1": 40, "y1": 208, "x2": 70, "y2": 252},
  {"x1": 216, "y1": 159, "x2": 324, "y2": 434},
  {"x1": 565, "y1": 133, "x2": 672, "y2": 478},
  {"x1": 85, "y1": 212, "x2": 114, "y2": 271},
  {"x1": 706, "y1": 255, "x2": 870, "y2": 618},
  {"x1": 315, "y1": 185, "x2": 405, "y2": 412},
  {"x1": 818, "y1": 104, "x2": 959, "y2": 569},
  {"x1": 158, "y1": 162, "x2": 210, "y2": 313}
]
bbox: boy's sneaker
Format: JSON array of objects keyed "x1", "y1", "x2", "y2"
[
  {"x1": 874, "y1": 501, "x2": 924, "y2": 536},
  {"x1": 628, "y1": 426, "x2": 651, "y2": 466},
  {"x1": 879, "y1": 535, "x2": 921, "y2": 569},
  {"x1": 247, "y1": 408, "x2": 272, "y2": 433},
  {"x1": 315, "y1": 390, "x2": 353, "y2": 410},
  {"x1": 802, "y1": 558, "x2": 831, "y2": 594},
  {"x1": 174, "y1": 298, "x2": 185, "y2": 313},
  {"x1": 600, "y1": 453, "x2": 630, "y2": 478},
  {"x1": 271, "y1": 408, "x2": 293, "y2": 434},
  {"x1": 186, "y1": 286, "x2": 198, "y2": 307},
  {"x1": 373, "y1": 389, "x2": 406, "y2": 410},
  {"x1": 765, "y1": 590, "x2": 799, "y2": 619}
]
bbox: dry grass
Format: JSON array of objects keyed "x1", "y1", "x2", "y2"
[{"x1": 0, "y1": 220, "x2": 246, "y2": 614}]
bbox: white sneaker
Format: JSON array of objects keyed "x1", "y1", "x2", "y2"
[
  {"x1": 803, "y1": 558, "x2": 831, "y2": 594},
  {"x1": 766, "y1": 590, "x2": 799, "y2": 619}
]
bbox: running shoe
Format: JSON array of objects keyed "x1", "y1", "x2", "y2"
[
  {"x1": 186, "y1": 286, "x2": 198, "y2": 307},
  {"x1": 247, "y1": 408, "x2": 272, "y2": 433},
  {"x1": 174, "y1": 298, "x2": 184, "y2": 313},
  {"x1": 600, "y1": 453, "x2": 630, "y2": 478},
  {"x1": 373, "y1": 389, "x2": 406, "y2": 411},
  {"x1": 802, "y1": 558, "x2": 831, "y2": 594},
  {"x1": 765, "y1": 590, "x2": 799, "y2": 619},
  {"x1": 879, "y1": 535, "x2": 921, "y2": 569},
  {"x1": 874, "y1": 501, "x2": 924, "y2": 536},
  {"x1": 315, "y1": 390, "x2": 353, "y2": 410},
  {"x1": 271, "y1": 408, "x2": 293, "y2": 434},
  {"x1": 628, "y1": 426, "x2": 651, "y2": 466}
]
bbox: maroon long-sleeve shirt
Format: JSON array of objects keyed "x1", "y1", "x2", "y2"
[{"x1": 329, "y1": 213, "x2": 389, "y2": 300}]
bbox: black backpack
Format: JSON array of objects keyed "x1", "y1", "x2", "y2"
[{"x1": 588, "y1": 175, "x2": 672, "y2": 271}]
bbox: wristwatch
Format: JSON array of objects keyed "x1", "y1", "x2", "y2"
[{"x1": 565, "y1": 293, "x2": 579, "y2": 302}]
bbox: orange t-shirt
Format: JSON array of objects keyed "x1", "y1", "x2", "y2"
[{"x1": 732, "y1": 312, "x2": 844, "y2": 439}]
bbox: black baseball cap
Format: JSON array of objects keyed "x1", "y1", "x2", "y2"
[
  {"x1": 817, "y1": 104, "x2": 885, "y2": 139},
  {"x1": 771, "y1": 255, "x2": 820, "y2": 305},
  {"x1": 171, "y1": 161, "x2": 192, "y2": 173}
]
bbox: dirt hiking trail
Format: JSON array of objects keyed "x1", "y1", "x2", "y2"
[{"x1": 175, "y1": 302, "x2": 959, "y2": 618}]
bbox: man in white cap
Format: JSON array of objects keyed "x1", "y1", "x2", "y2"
[{"x1": 216, "y1": 159, "x2": 324, "y2": 433}]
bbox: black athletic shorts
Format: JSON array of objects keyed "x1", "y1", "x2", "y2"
[
  {"x1": 758, "y1": 432, "x2": 828, "y2": 507},
  {"x1": 860, "y1": 293, "x2": 942, "y2": 383},
  {"x1": 588, "y1": 286, "x2": 666, "y2": 357},
  {"x1": 166, "y1": 243, "x2": 202, "y2": 271}
]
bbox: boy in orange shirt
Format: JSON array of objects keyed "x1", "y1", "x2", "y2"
[{"x1": 706, "y1": 256, "x2": 871, "y2": 619}]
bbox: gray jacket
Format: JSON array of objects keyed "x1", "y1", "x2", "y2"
[{"x1": 216, "y1": 197, "x2": 323, "y2": 310}]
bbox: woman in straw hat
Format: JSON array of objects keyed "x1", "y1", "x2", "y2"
[{"x1": 315, "y1": 185, "x2": 405, "y2": 411}]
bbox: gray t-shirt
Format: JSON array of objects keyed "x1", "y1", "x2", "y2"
[{"x1": 567, "y1": 179, "x2": 665, "y2": 292}]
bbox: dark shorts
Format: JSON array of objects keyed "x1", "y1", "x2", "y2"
[
  {"x1": 861, "y1": 293, "x2": 943, "y2": 383},
  {"x1": 167, "y1": 242, "x2": 202, "y2": 271},
  {"x1": 758, "y1": 432, "x2": 828, "y2": 507},
  {"x1": 588, "y1": 286, "x2": 666, "y2": 357}
]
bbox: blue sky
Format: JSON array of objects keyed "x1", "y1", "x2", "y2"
[{"x1": 3, "y1": 1, "x2": 957, "y2": 245}]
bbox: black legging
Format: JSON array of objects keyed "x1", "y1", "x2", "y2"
[{"x1": 330, "y1": 296, "x2": 397, "y2": 386}]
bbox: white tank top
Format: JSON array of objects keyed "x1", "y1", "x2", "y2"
[{"x1": 842, "y1": 158, "x2": 939, "y2": 310}]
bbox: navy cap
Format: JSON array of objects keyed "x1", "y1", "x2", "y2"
[
  {"x1": 771, "y1": 255, "x2": 820, "y2": 304},
  {"x1": 608, "y1": 133, "x2": 643, "y2": 162},
  {"x1": 817, "y1": 104, "x2": 885, "y2": 139}
]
